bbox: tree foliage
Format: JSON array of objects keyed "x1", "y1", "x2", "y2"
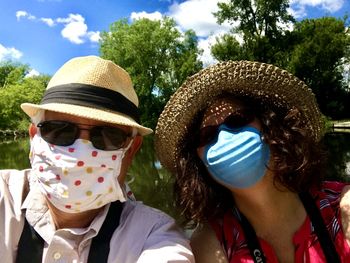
[
  {"x1": 212, "y1": 1, "x2": 350, "y2": 118},
  {"x1": 99, "y1": 17, "x2": 203, "y2": 129},
  {"x1": 0, "y1": 62, "x2": 49, "y2": 131},
  {"x1": 211, "y1": 34, "x2": 245, "y2": 61},
  {"x1": 213, "y1": 0, "x2": 294, "y2": 64},
  {"x1": 288, "y1": 17, "x2": 350, "y2": 118},
  {"x1": 0, "y1": 61, "x2": 29, "y2": 88}
]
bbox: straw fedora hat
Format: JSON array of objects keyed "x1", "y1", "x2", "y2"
[
  {"x1": 21, "y1": 56, "x2": 152, "y2": 136},
  {"x1": 155, "y1": 60, "x2": 323, "y2": 174}
]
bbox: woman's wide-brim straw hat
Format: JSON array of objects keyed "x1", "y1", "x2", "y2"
[
  {"x1": 155, "y1": 60, "x2": 323, "y2": 174},
  {"x1": 21, "y1": 56, "x2": 152, "y2": 136}
]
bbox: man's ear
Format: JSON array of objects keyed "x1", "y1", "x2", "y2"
[{"x1": 29, "y1": 123, "x2": 37, "y2": 139}]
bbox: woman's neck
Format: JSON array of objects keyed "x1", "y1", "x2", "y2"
[
  {"x1": 231, "y1": 173, "x2": 307, "y2": 263},
  {"x1": 231, "y1": 173, "x2": 306, "y2": 237}
]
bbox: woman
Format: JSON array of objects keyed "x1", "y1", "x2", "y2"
[{"x1": 155, "y1": 61, "x2": 350, "y2": 262}]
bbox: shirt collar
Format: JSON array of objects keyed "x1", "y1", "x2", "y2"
[{"x1": 22, "y1": 171, "x2": 111, "y2": 242}]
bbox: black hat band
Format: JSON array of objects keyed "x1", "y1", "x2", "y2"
[{"x1": 40, "y1": 83, "x2": 140, "y2": 123}]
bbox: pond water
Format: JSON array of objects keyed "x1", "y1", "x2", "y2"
[{"x1": 1, "y1": 133, "x2": 350, "y2": 223}]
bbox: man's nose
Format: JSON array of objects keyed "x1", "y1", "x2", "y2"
[{"x1": 78, "y1": 128, "x2": 90, "y2": 140}]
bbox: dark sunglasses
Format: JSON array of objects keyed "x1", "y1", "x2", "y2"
[
  {"x1": 197, "y1": 108, "x2": 255, "y2": 147},
  {"x1": 37, "y1": 120, "x2": 132, "y2": 151}
]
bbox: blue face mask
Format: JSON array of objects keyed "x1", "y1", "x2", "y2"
[{"x1": 202, "y1": 125, "x2": 270, "y2": 189}]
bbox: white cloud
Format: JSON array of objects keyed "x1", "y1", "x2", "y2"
[
  {"x1": 41, "y1": 18, "x2": 55, "y2": 27},
  {"x1": 16, "y1": 10, "x2": 36, "y2": 21},
  {"x1": 0, "y1": 43, "x2": 23, "y2": 61},
  {"x1": 198, "y1": 36, "x2": 218, "y2": 67},
  {"x1": 16, "y1": 11, "x2": 100, "y2": 45},
  {"x1": 56, "y1": 14, "x2": 100, "y2": 44},
  {"x1": 16, "y1": 11, "x2": 28, "y2": 20},
  {"x1": 58, "y1": 14, "x2": 88, "y2": 44},
  {"x1": 165, "y1": 0, "x2": 232, "y2": 65},
  {"x1": 25, "y1": 69, "x2": 40, "y2": 78},
  {"x1": 290, "y1": 0, "x2": 345, "y2": 18},
  {"x1": 288, "y1": 5, "x2": 307, "y2": 18},
  {"x1": 167, "y1": 0, "x2": 231, "y2": 38},
  {"x1": 130, "y1": 11, "x2": 163, "y2": 21},
  {"x1": 87, "y1": 31, "x2": 101, "y2": 43}
]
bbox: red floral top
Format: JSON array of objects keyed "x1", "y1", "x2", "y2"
[{"x1": 209, "y1": 181, "x2": 350, "y2": 262}]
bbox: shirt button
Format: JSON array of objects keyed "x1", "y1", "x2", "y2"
[{"x1": 53, "y1": 252, "x2": 61, "y2": 260}]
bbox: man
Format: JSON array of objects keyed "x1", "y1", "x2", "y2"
[{"x1": 0, "y1": 56, "x2": 194, "y2": 262}]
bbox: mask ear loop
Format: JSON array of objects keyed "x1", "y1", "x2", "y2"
[
  {"x1": 131, "y1": 127, "x2": 138, "y2": 136},
  {"x1": 118, "y1": 127, "x2": 138, "y2": 200},
  {"x1": 123, "y1": 129, "x2": 137, "y2": 201},
  {"x1": 120, "y1": 127, "x2": 138, "y2": 156},
  {"x1": 122, "y1": 127, "x2": 138, "y2": 152},
  {"x1": 123, "y1": 139, "x2": 134, "y2": 153}
]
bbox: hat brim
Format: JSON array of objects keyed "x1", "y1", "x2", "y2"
[
  {"x1": 155, "y1": 61, "x2": 323, "y2": 174},
  {"x1": 21, "y1": 102, "x2": 153, "y2": 136}
]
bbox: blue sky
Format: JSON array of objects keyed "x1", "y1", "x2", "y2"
[{"x1": 0, "y1": 0, "x2": 349, "y2": 76}]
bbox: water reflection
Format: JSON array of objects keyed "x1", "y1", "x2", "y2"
[
  {"x1": 1, "y1": 133, "x2": 350, "y2": 222},
  {"x1": 127, "y1": 136, "x2": 179, "y2": 219},
  {"x1": 0, "y1": 138, "x2": 30, "y2": 170},
  {"x1": 323, "y1": 132, "x2": 350, "y2": 182}
]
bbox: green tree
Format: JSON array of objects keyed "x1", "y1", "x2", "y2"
[
  {"x1": 0, "y1": 74, "x2": 49, "y2": 131},
  {"x1": 0, "y1": 61, "x2": 29, "y2": 88},
  {"x1": 99, "y1": 17, "x2": 203, "y2": 129},
  {"x1": 287, "y1": 17, "x2": 350, "y2": 118},
  {"x1": 212, "y1": 0, "x2": 294, "y2": 64},
  {"x1": 211, "y1": 34, "x2": 245, "y2": 61}
]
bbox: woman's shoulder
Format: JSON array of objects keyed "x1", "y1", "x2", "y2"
[
  {"x1": 308, "y1": 181, "x2": 349, "y2": 223},
  {"x1": 191, "y1": 222, "x2": 229, "y2": 263},
  {"x1": 337, "y1": 182, "x2": 350, "y2": 243},
  {"x1": 312, "y1": 181, "x2": 350, "y2": 244},
  {"x1": 321, "y1": 181, "x2": 348, "y2": 193},
  {"x1": 310, "y1": 181, "x2": 348, "y2": 204}
]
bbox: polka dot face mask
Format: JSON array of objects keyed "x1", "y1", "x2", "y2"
[{"x1": 29, "y1": 134, "x2": 131, "y2": 213}]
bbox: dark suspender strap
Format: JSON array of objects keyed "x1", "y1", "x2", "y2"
[
  {"x1": 16, "y1": 219, "x2": 44, "y2": 263},
  {"x1": 299, "y1": 192, "x2": 341, "y2": 263},
  {"x1": 87, "y1": 201, "x2": 123, "y2": 263},
  {"x1": 236, "y1": 210, "x2": 266, "y2": 263},
  {"x1": 16, "y1": 201, "x2": 123, "y2": 263}
]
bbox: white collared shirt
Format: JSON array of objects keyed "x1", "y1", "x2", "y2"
[{"x1": 0, "y1": 169, "x2": 194, "y2": 263}]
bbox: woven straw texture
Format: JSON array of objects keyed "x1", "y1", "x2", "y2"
[
  {"x1": 21, "y1": 56, "x2": 152, "y2": 136},
  {"x1": 155, "y1": 60, "x2": 323, "y2": 174}
]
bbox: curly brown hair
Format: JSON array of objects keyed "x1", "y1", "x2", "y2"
[{"x1": 174, "y1": 95, "x2": 326, "y2": 227}]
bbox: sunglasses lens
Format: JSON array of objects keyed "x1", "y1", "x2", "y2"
[
  {"x1": 198, "y1": 126, "x2": 218, "y2": 147},
  {"x1": 197, "y1": 109, "x2": 255, "y2": 147},
  {"x1": 90, "y1": 126, "x2": 129, "y2": 150},
  {"x1": 38, "y1": 121, "x2": 130, "y2": 150},
  {"x1": 225, "y1": 109, "x2": 255, "y2": 129},
  {"x1": 38, "y1": 121, "x2": 78, "y2": 146}
]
